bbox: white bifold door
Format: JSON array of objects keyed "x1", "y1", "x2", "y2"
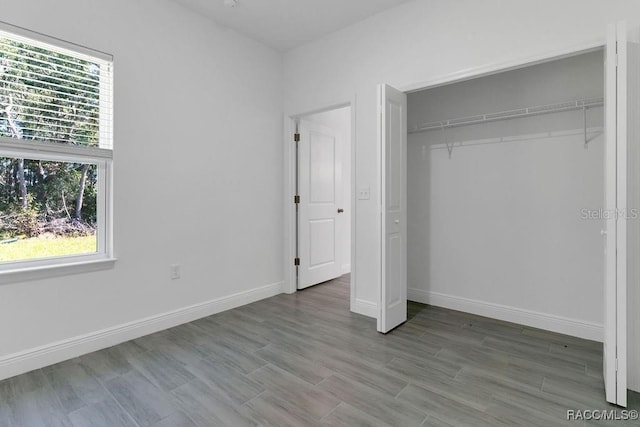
[
  {"x1": 298, "y1": 119, "x2": 344, "y2": 289},
  {"x1": 604, "y1": 21, "x2": 640, "y2": 407},
  {"x1": 378, "y1": 84, "x2": 407, "y2": 333}
]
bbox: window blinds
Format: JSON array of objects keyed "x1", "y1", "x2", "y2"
[{"x1": 0, "y1": 29, "x2": 113, "y2": 149}]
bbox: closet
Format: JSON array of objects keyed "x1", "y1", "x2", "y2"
[{"x1": 406, "y1": 50, "x2": 605, "y2": 339}]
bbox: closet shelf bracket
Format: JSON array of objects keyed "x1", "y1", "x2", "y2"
[
  {"x1": 441, "y1": 124, "x2": 454, "y2": 159},
  {"x1": 583, "y1": 106, "x2": 588, "y2": 149}
]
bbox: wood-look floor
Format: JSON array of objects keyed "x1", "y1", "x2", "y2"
[{"x1": 1, "y1": 275, "x2": 638, "y2": 426}]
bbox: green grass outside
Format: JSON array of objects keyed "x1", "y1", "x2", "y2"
[{"x1": 0, "y1": 235, "x2": 97, "y2": 263}]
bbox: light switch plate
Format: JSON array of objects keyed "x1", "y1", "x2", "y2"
[{"x1": 358, "y1": 187, "x2": 370, "y2": 200}]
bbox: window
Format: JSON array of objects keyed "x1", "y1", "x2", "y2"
[{"x1": 0, "y1": 23, "x2": 113, "y2": 273}]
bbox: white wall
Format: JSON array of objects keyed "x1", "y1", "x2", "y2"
[
  {"x1": 0, "y1": 0, "x2": 283, "y2": 378},
  {"x1": 283, "y1": 0, "x2": 640, "y2": 391},
  {"x1": 407, "y1": 51, "x2": 605, "y2": 340},
  {"x1": 305, "y1": 107, "x2": 352, "y2": 274}
]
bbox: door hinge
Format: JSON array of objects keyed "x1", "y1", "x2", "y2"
[
  {"x1": 294, "y1": 257, "x2": 300, "y2": 266},
  {"x1": 294, "y1": 133, "x2": 300, "y2": 142},
  {"x1": 294, "y1": 195, "x2": 300, "y2": 204},
  {"x1": 616, "y1": 358, "x2": 619, "y2": 372}
]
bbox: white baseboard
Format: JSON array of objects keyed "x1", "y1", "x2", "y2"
[
  {"x1": 408, "y1": 288, "x2": 603, "y2": 342},
  {"x1": 351, "y1": 298, "x2": 377, "y2": 319},
  {"x1": 341, "y1": 264, "x2": 351, "y2": 275},
  {"x1": 0, "y1": 281, "x2": 284, "y2": 381}
]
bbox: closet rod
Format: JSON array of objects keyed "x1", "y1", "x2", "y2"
[{"x1": 409, "y1": 97, "x2": 604, "y2": 134}]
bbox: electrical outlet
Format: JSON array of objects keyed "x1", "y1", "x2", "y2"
[{"x1": 170, "y1": 264, "x2": 181, "y2": 280}]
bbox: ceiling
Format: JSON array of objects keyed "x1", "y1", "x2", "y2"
[{"x1": 170, "y1": 0, "x2": 413, "y2": 51}]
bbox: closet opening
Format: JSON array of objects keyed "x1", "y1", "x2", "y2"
[{"x1": 405, "y1": 48, "x2": 605, "y2": 341}]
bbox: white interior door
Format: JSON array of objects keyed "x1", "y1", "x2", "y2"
[
  {"x1": 603, "y1": 23, "x2": 620, "y2": 406},
  {"x1": 378, "y1": 84, "x2": 407, "y2": 333},
  {"x1": 626, "y1": 25, "x2": 640, "y2": 397},
  {"x1": 604, "y1": 21, "x2": 639, "y2": 407},
  {"x1": 298, "y1": 119, "x2": 343, "y2": 289}
]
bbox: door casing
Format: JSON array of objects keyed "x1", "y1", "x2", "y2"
[{"x1": 283, "y1": 101, "x2": 357, "y2": 303}]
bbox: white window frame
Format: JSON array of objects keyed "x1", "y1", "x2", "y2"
[{"x1": 0, "y1": 21, "x2": 115, "y2": 281}]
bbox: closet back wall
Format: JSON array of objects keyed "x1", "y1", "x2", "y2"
[{"x1": 407, "y1": 51, "x2": 605, "y2": 340}]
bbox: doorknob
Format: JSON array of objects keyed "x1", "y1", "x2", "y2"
[
  {"x1": 337, "y1": 208, "x2": 344, "y2": 213},
  {"x1": 394, "y1": 220, "x2": 400, "y2": 224}
]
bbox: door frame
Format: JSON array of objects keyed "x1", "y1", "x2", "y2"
[
  {"x1": 384, "y1": 40, "x2": 606, "y2": 308},
  {"x1": 283, "y1": 99, "x2": 357, "y2": 302}
]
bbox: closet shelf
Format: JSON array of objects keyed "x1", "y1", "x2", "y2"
[{"x1": 409, "y1": 97, "x2": 604, "y2": 134}]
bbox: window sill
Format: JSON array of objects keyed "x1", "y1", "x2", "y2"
[{"x1": 0, "y1": 258, "x2": 117, "y2": 285}]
